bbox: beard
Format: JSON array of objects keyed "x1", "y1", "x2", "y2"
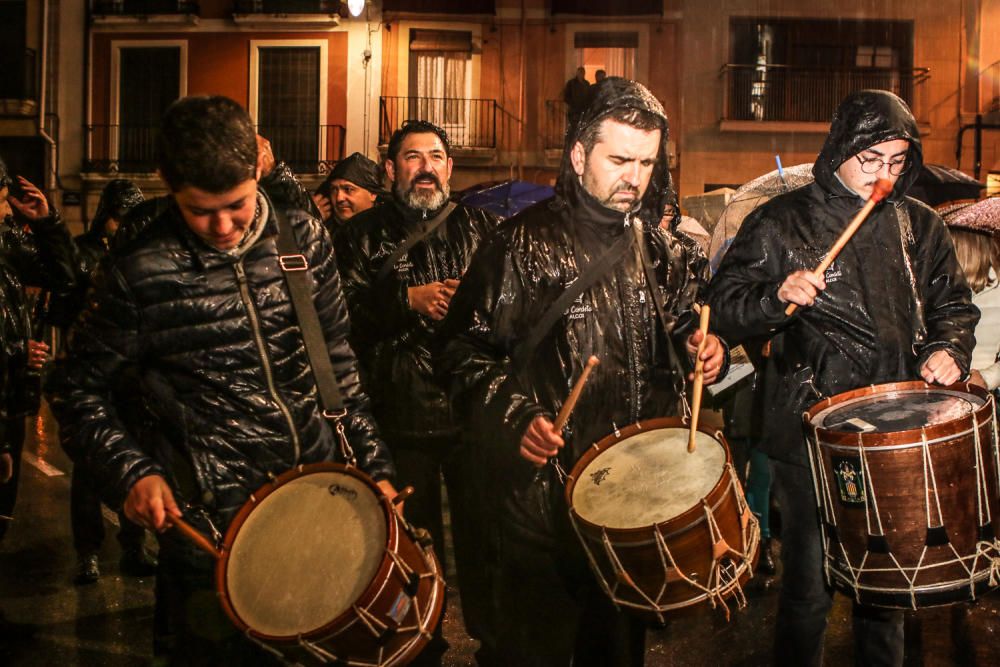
[
  {"x1": 395, "y1": 172, "x2": 450, "y2": 212},
  {"x1": 583, "y1": 173, "x2": 640, "y2": 212}
]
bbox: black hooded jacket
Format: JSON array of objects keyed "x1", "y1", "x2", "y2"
[
  {"x1": 47, "y1": 192, "x2": 394, "y2": 546},
  {"x1": 334, "y1": 198, "x2": 498, "y2": 439},
  {"x1": 707, "y1": 90, "x2": 978, "y2": 466},
  {"x1": 435, "y1": 78, "x2": 711, "y2": 534}
]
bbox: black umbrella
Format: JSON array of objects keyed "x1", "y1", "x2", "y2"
[{"x1": 909, "y1": 164, "x2": 985, "y2": 207}]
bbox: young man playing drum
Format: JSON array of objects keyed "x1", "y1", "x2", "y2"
[
  {"x1": 437, "y1": 77, "x2": 727, "y2": 666},
  {"x1": 707, "y1": 90, "x2": 979, "y2": 666},
  {"x1": 48, "y1": 96, "x2": 396, "y2": 664}
]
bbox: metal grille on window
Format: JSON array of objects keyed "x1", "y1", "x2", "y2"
[
  {"x1": 119, "y1": 47, "x2": 180, "y2": 172},
  {"x1": 258, "y1": 47, "x2": 320, "y2": 174}
]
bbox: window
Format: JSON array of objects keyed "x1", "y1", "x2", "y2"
[
  {"x1": 574, "y1": 32, "x2": 637, "y2": 81},
  {"x1": 408, "y1": 30, "x2": 472, "y2": 132},
  {"x1": 0, "y1": 1, "x2": 31, "y2": 100},
  {"x1": 257, "y1": 47, "x2": 321, "y2": 173},
  {"x1": 250, "y1": 41, "x2": 328, "y2": 173},
  {"x1": 382, "y1": 0, "x2": 494, "y2": 12},
  {"x1": 551, "y1": 0, "x2": 659, "y2": 15},
  {"x1": 116, "y1": 46, "x2": 181, "y2": 170}
]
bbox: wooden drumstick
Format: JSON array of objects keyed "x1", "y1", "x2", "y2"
[
  {"x1": 785, "y1": 178, "x2": 893, "y2": 316},
  {"x1": 688, "y1": 304, "x2": 711, "y2": 453},
  {"x1": 167, "y1": 515, "x2": 223, "y2": 560},
  {"x1": 554, "y1": 356, "x2": 600, "y2": 431}
]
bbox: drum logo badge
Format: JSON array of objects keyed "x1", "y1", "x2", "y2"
[
  {"x1": 832, "y1": 456, "x2": 865, "y2": 505},
  {"x1": 328, "y1": 483, "x2": 358, "y2": 501},
  {"x1": 589, "y1": 467, "x2": 611, "y2": 486}
]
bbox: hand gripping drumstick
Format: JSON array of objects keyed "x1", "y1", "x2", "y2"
[
  {"x1": 688, "y1": 304, "x2": 711, "y2": 453},
  {"x1": 554, "y1": 356, "x2": 600, "y2": 432},
  {"x1": 784, "y1": 178, "x2": 893, "y2": 317}
]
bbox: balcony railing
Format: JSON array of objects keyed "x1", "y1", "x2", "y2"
[
  {"x1": 379, "y1": 97, "x2": 497, "y2": 150},
  {"x1": 257, "y1": 124, "x2": 346, "y2": 175},
  {"x1": 85, "y1": 124, "x2": 345, "y2": 174},
  {"x1": 543, "y1": 100, "x2": 568, "y2": 150},
  {"x1": 92, "y1": 0, "x2": 200, "y2": 14},
  {"x1": 233, "y1": 0, "x2": 339, "y2": 12},
  {"x1": 720, "y1": 65, "x2": 931, "y2": 124}
]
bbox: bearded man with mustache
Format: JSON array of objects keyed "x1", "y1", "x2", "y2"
[{"x1": 333, "y1": 120, "x2": 500, "y2": 666}]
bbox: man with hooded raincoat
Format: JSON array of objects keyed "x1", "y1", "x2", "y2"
[
  {"x1": 707, "y1": 90, "x2": 979, "y2": 665},
  {"x1": 437, "y1": 77, "x2": 727, "y2": 666}
]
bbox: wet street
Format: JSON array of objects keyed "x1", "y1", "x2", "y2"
[{"x1": 0, "y1": 405, "x2": 997, "y2": 665}]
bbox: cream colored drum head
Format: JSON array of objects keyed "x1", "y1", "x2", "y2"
[
  {"x1": 572, "y1": 428, "x2": 726, "y2": 529},
  {"x1": 225, "y1": 471, "x2": 387, "y2": 637}
]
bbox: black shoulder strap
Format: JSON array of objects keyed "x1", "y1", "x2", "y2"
[
  {"x1": 375, "y1": 202, "x2": 457, "y2": 282},
  {"x1": 272, "y1": 205, "x2": 345, "y2": 416},
  {"x1": 634, "y1": 222, "x2": 688, "y2": 396},
  {"x1": 512, "y1": 228, "x2": 634, "y2": 371}
]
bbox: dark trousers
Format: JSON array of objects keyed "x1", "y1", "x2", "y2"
[
  {"x1": 390, "y1": 432, "x2": 497, "y2": 665},
  {"x1": 0, "y1": 417, "x2": 26, "y2": 542},
  {"x1": 771, "y1": 459, "x2": 903, "y2": 667},
  {"x1": 70, "y1": 464, "x2": 144, "y2": 556},
  {"x1": 493, "y1": 470, "x2": 646, "y2": 667}
]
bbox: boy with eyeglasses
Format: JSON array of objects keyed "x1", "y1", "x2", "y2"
[{"x1": 707, "y1": 90, "x2": 978, "y2": 666}]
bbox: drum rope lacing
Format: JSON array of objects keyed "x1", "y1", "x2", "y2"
[
  {"x1": 809, "y1": 404, "x2": 1000, "y2": 609},
  {"x1": 573, "y1": 463, "x2": 758, "y2": 622}
]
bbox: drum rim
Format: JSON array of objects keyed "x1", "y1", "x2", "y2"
[
  {"x1": 215, "y1": 462, "x2": 398, "y2": 642},
  {"x1": 565, "y1": 417, "x2": 733, "y2": 537},
  {"x1": 803, "y1": 381, "x2": 994, "y2": 447}
]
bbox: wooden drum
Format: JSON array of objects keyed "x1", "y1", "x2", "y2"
[
  {"x1": 215, "y1": 464, "x2": 444, "y2": 666},
  {"x1": 805, "y1": 381, "x2": 1000, "y2": 609},
  {"x1": 566, "y1": 417, "x2": 759, "y2": 625}
]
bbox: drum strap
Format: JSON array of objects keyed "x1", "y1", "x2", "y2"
[
  {"x1": 513, "y1": 225, "x2": 634, "y2": 371},
  {"x1": 375, "y1": 202, "x2": 457, "y2": 283},
  {"x1": 632, "y1": 223, "x2": 689, "y2": 401},
  {"x1": 272, "y1": 204, "x2": 355, "y2": 465}
]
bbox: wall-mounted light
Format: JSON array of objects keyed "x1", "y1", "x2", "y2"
[{"x1": 347, "y1": 0, "x2": 365, "y2": 17}]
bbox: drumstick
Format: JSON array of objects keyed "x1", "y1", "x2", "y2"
[
  {"x1": 554, "y1": 356, "x2": 600, "y2": 431},
  {"x1": 784, "y1": 178, "x2": 893, "y2": 316},
  {"x1": 688, "y1": 304, "x2": 711, "y2": 453},
  {"x1": 167, "y1": 515, "x2": 223, "y2": 560}
]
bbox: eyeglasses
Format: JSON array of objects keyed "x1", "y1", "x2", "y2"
[{"x1": 855, "y1": 154, "x2": 909, "y2": 176}]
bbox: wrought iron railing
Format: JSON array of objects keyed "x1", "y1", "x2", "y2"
[
  {"x1": 257, "y1": 124, "x2": 346, "y2": 174},
  {"x1": 379, "y1": 97, "x2": 497, "y2": 150},
  {"x1": 720, "y1": 65, "x2": 930, "y2": 123},
  {"x1": 543, "y1": 99, "x2": 568, "y2": 150},
  {"x1": 85, "y1": 124, "x2": 345, "y2": 174},
  {"x1": 92, "y1": 0, "x2": 200, "y2": 14},
  {"x1": 233, "y1": 0, "x2": 339, "y2": 12}
]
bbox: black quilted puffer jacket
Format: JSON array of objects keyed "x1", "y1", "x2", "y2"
[{"x1": 48, "y1": 194, "x2": 394, "y2": 533}]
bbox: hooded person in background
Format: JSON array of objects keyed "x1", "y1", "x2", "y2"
[
  {"x1": 35, "y1": 179, "x2": 157, "y2": 585},
  {"x1": 707, "y1": 90, "x2": 978, "y2": 666},
  {"x1": 313, "y1": 152, "x2": 382, "y2": 232},
  {"x1": 436, "y1": 77, "x2": 727, "y2": 666}
]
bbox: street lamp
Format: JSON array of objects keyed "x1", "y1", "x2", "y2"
[{"x1": 347, "y1": 0, "x2": 365, "y2": 17}]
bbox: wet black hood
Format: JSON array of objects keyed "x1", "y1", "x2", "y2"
[
  {"x1": 813, "y1": 90, "x2": 923, "y2": 200},
  {"x1": 556, "y1": 76, "x2": 673, "y2": 225},
  {"x1": 89, "y1": 179, "x2": 144, "y2": 236}
]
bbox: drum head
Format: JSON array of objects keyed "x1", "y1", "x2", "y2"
[
  {"x1": 572, "y1": 428, "x2": 726, "y2": 529},
  {"x1": 224, "y1": 470, "x2": 387, "y2": 638},
  {"x1": 810, "y1": 387, "x2": 984, "y2": 433}
]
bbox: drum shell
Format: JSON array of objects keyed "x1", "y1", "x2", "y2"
[
  {"x1": 216, "y1": 464, "x2": 444, "y2": 666},
  {"x1": 566, "y1": 417, "x2": 757, "y2": 623},
  {"x1": 805, "y1": 381, "x2": 1000, "y2": 608}
]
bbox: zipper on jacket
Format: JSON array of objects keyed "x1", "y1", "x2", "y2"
[{"x1": 234, "y1": 259, "x2": 301, "y2": 464}]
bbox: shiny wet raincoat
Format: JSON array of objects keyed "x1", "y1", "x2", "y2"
[
  {"x1": 437, "y1": 78, "x2": 710, "y2": 535},
  {"x1": 707, "y1": 90, "x2": 978, "y2": 465}
]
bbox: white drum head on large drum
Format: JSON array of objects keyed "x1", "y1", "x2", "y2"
[
  {"x1": 225, "y1": 471, "x2": 387, "y2": 637},
  {"x1": 572, "y1": 428, "x2": 726, "y2": 529}
]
